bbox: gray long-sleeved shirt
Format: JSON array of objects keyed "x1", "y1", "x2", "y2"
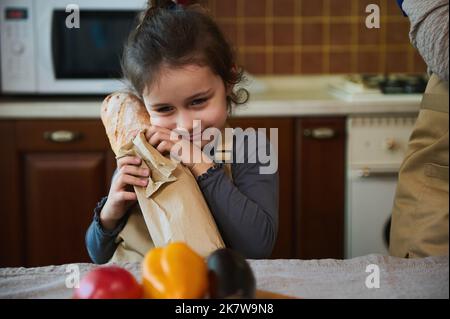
[
  {"x1": 86, "y1": 129, "x2": 279, "y2": 264},
  {"x1": 403, "y1": 0, "x2": 449, "y2": 82}
]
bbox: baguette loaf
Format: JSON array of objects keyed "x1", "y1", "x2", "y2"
[{"x1": 101, "y1": 92, "x2": 150, "y2": 155}]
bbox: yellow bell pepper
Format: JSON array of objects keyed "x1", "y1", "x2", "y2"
[{"x1": 142, "y1": 242, "x2": 208, "y2": 299}]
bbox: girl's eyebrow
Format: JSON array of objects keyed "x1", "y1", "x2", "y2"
[{"x1": 150, "y1": 88, "x2": 213, "y2": 108}]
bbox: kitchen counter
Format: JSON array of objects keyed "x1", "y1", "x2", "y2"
[
  {"x1": 0, "y1": 76, "x2": 421, "y2": 119},
  {"x1": 0, "y1": 254, "x2": 447, "y2": 299}
]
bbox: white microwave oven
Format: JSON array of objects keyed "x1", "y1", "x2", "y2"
[{"x1": 0, "y1": 0, "x2": 147, "y2": 95}]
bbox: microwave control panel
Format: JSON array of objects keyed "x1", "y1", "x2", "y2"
[{"x1": 0, "y1": 0, "x2": 36, "y2": 92}]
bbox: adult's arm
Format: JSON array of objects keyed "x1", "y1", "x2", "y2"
[{"x1": 402, "y1": 0, "x2": 449, "y2": 82}]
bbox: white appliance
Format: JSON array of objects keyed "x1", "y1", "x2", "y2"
[
  {"x1": 345, "y1": 115, "x2": 417, "y2": 258},
  {"x1": 0, "y1": 0, "x2": 147, "y2": 94}
]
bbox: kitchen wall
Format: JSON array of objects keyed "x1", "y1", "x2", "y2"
[{"x1": 208, "y1": 0, "x2": 427, "y2": 75}]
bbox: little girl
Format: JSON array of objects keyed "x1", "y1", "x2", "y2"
[{"x1": 86, "y1": 0, "x2": 278, "y2": 263}]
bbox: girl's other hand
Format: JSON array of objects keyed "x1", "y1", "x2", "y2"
[
  {"x1": 145, "y1": 125, "x2": 214, "y2": 177},
  {"x1": 100, "y1": 156, "x2": 149, "y2": 230}
]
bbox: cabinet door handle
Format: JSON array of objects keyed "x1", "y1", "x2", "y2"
[
  {"x1": 44, "y1": 130, "x2": 82, "y2": 143},
  {"x1": 303, "y1": 127, "x2": 336, "y2": 139}
]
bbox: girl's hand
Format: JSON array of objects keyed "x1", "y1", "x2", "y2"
[
  {"x1": 145, "y1": 125, "x2": 214, "y2": 177},
  {"x1": 100, "y1": 156, "x2": 149, "y2": 230}
]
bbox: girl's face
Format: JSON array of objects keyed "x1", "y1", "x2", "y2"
[{"x1": 142, "y1": 64, "x2": 229, "y2": 148}]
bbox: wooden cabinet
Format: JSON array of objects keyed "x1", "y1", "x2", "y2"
[
  {"x1": 0, "y1": 116, "x2": 346, "y2": 266},
  {"x1": 0, "y1": 120, "x2": 116, "y2": 267},
  {"x1": 295, "y1": 117, "x2": 346, "y2": 259},
  {"x1": 229, "y1": 117, "x2": 346, "y2": 260},
  {"x1": 0, "y1": 122, "x2": 21, "y2": 267}
]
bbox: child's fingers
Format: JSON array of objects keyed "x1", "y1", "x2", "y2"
[
  {"x1": 146, "y1": 126, "x2": 182, "y2": 143},
  {"x1": 120, "y1": 165, "x2": 149, "y2": 178},
  {"x1": 113, "y1": 173, "x2": 148, "y2": 192},
  {"x1": 115, "y1": 191, "x2": 137, "y2": 202},
  {"x1": 156, "y1": 140, "x2": 175, "y2": 154},
  {"x1": 145, "y1": 125, "x2": 161, "y2": 140},
  {"x1": 117, "y1": 156, "x2": 141, "y2": 169},
  {"x1": 148, "y1": 130, "x2": 171, "y2": 147},
  {"x1": 146, "y1": 125, "x2": 168, "y2": 139}
]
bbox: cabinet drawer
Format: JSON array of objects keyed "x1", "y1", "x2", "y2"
[{"x1": 16, "y1": 120, "x2": 111, "y2": 151}]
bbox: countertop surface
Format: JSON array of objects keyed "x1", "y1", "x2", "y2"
[
  {"x1": 0, "y1": 254, "x2": 447, "y2": 299},
  {"x1": 0, "y1": 76, "x2": 421, "y2": 119}
]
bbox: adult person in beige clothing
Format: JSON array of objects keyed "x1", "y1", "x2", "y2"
[{"x1": 390, "y1": 0, "x2": 449, "y2": 258}]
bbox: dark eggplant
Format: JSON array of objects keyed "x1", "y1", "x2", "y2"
[{"x1": 207, "y1": 248, "x2": 256, "y2": 298}]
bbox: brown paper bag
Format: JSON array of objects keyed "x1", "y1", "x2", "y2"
[{"x1": 109, "y1": 131, "x2": 225, "y2": 261}]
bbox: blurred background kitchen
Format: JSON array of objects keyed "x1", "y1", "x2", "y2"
[{"x1": 0, "y1": 0, "x2": 426, "y2": 267}]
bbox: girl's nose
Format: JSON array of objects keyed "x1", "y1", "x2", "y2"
[{"x1": 176, "y1": 111, "x2": 194, "y2": 133}]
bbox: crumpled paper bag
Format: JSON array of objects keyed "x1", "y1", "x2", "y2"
[{"x1": 115, "y1": 130, "x2": 225, "y2": 257}]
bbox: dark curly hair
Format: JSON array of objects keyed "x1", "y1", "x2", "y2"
[{"x1": 121, "y1": 0, "x2": 248, "y2": 114}]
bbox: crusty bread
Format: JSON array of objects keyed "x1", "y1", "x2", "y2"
[{"x1": 100, "y1": 92, "x2": 150, "y2": 155}]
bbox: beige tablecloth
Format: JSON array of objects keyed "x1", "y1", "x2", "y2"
[{"x1": 0, "y1": 254, "x2": 448, "y2": 299}]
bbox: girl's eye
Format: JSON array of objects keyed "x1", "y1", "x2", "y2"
[
  {"x1": 190, "y1": 98, "x2": 207, "y2": 106},
  {"x1": 155, "y1": 106, "x2": 174, "y2": 113}
]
